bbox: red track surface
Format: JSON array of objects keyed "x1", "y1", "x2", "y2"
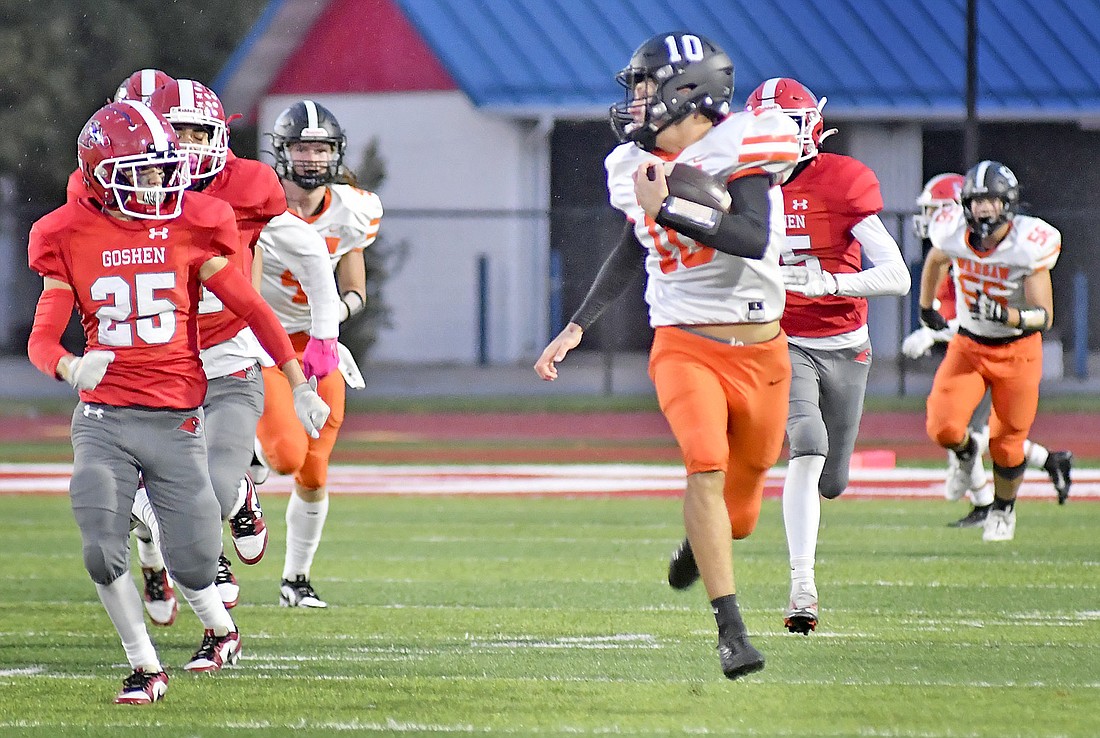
[{"x1": 6, "y1": 410, "x2": 1097, "y2": 464}]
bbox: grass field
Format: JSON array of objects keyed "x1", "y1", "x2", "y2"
[{"x1": 2, "y1": 489, "x2": 1097, "y2": 737}]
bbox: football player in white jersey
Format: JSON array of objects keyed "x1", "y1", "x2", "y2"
[
  {"x1": 918, "y1": 161, "x2": 1059, "y2": 542},
  {"x1": 905, "y1": 174, "x2": 1072, "y2": 521},
  {"x1": 257, "y1": 100, "x2": 383, "y2": 608},
  {"x1": 535, "y1": 31, "x2": 799, "y2": 680}
]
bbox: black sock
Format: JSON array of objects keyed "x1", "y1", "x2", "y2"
[
  {"x1": 992, "y1": 497, "x2": 1015, "y2": 512},
  {"x1": 711, "y1": 594, "x2": 745, "y2": 635},
  {"x1": 955, "y1": 436, "x2": 977, "y2": 462}
]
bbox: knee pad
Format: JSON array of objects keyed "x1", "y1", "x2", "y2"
[
  {"x1": 786, "y1": 413, "x2": 828, "y2": 458},
  {"x1": 993, "y1": 460, "x2": 1027, "y2": 481}
]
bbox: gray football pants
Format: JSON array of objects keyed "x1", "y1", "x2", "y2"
[
  {"x1": 70, "y1": 403, "x2": 221, "y2": 589},
  {"x1": 203, "y1": 364, "x2": 265, "y2": 520},
  {"x1": 786, "y1": 341, "x2": 872, "y2": 499}
]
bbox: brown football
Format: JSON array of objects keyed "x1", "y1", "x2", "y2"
[{"x1": 663, "y1": 162, "x2": 732, "y2": 212}]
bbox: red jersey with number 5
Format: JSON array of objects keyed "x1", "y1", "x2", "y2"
[
  {"x1": 28, "y1": 193, "x2": 238, "y2": 408},
  {"x1": 779, "y1": 153, "x2": 883, "y2": 338},
  {"x1": 193, "y1": 151, "x2": 286, "y2": 348}
]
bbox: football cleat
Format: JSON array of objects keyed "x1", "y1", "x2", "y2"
[
  {"x1": 141, "y1": 567, "x2": 178, "y2": 627},
  {"x1": 982, "y1": 507, "x2": 1016, "y2": 542},
  {"x1": 229, "y1": 476, "x2": 267, "y2": 564},
  {"x1": 1044, "y1": 450, "x2": 1073, "y2": 505},
  {"x1": 948, "y1": 503, "x2": 991, "y2": 528},
  {"x1": 215, "y1": 554, "x2": 239, "y2": 609},
  {"x1": 784, "y1": 578, "x2": 818, "y2": 634},
  {"x1": 667, "y1": 537, "x2": 699, "y2": 590},
  {"x1": 279, "y1": 575, "x2": 328, "y2": 608},
  {"x1": 717, "y1": 630, "x2": 765, "y2": 681},
  {"x1": 183, "y1": 629, "x2": 241, "y2": 672},
  {"x1": 945, "y1": 432, "x2": 986, "y2": 501},
  {"x1": 114, "y1": 668, "x2": 168, "y2": 705}
]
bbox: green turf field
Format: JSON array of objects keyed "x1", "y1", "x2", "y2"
[{"x1": 1, "y1": 491, "x2": 1096, "y2": 737}]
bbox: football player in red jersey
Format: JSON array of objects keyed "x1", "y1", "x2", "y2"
[
  {"x1": 745, "y1": 78, "x2": 911, "y2": 634},
  {"x1": 124, "y1": 79, "x2": 291, "y2": 614},
  {"x1": 537, "y1": 32, "x2": 801, "y2": 680},
  {"x1": 905, "y1": 173, "x2": 1072, "y2": 522},
  {"x1": 26, "y1": 100, "x2": 330, "y2": 704}
]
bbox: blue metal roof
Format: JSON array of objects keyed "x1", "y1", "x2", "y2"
[{"x1": 393, "y1": 0, "x2": 1100, "y2": 120}]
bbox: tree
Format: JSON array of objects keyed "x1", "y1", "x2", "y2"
[
  {"x1": 339, "y1": 137, "x2": 408, "y2": 361},
  {"x1": 0, "y1": 0, "x2": 267, "y2": 205}
]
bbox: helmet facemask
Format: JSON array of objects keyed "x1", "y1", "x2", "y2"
[
  {"x1": 166, "y1": 111, "x2": 229, "y2": 184},
  {"x1": 96, "y1": 149, "x2": 190, "y2": 220},
  {"x1": 961, "y1": 161, "x2": 1019, "y2": 242}
]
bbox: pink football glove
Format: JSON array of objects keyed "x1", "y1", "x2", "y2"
[{"x1": 302, "y1": 337, "x2": 339, "y2": 380}]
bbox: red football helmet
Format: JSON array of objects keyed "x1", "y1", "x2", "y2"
[
  {"x1": 76, "y1": 100, "x2": 190, "y2": 220},
  {"x1": 913, "y1": 172, "x2": 964, "y2": 238},
  {"x1": 113, "y1": 69, "x2": 174, "y2": 104},
  {"x1": 148, "y1": 79, "x2": 229, "y2": 183},
  {"x1": 744, "y1": 77, "x2": 837, "y2": 162}
]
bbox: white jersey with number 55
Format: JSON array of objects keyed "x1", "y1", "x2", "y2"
[
  {"x1": 604, "y1": 108, "x2": 799, "y2": 327},
  {"x1": 929, "y1": 204, "x2": 1060, "y2": 340}
]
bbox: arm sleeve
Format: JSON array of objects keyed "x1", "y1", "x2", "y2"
[
  {"x1": 655, "y1": 174, "x2": 772, "y2": 259},
  {"x1": 259, "y1": 212, "x2": 342, "y2": 339},
  {"x1": 202, "y1": 264, "x2": 296, "y2": 366},
  {"x1": 833, "y1": 215, "x2": 911, "y2": 297},
  {"x1": 27, "y1": 287, "x2": 74, "y2": 379},
  {"x1": 569, "y1": 224, "x2": 646, "y2": 330}
]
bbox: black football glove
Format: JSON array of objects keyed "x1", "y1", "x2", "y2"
[{"x1": 919, "y1": 307, "x2": 949, "y2": 332}]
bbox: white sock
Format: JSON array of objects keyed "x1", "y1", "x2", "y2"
[
  {"x1": 1024, "y1": 439, "x2": 1049, "y2": 469},
  {"x1": 783, "y1": 455, "x2": 825, "y2": 582},
  {"x1": 175, "y1": 583, "x2": 235, "y2": 635},
  {"x1": 131, "y1": 486, "x2": 165, "y2": 570},
  {"x1": 971, "y1": 483, "x2": 994, "y2": 507},
  {"x1": 95, "y1": 575, "x2": 161, "y2": 671},
  {"x1": 283, "y1": 492, "x2": 329, "y2": 580}
]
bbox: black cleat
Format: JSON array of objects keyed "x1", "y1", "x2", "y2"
[
  {"x1": 717, "y1": 630, "x2": 765, "y2": 681},
  {"x1": 1044, "y1": 450, "x2": 1073, "y2": 505},
  {"x1": 667, "y1": 537, "x2": 699, "y2": 590},
  {"x1": 948, "y1": 504, "x2": 991, "y2": 528}
]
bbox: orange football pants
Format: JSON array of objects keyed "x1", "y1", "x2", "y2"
[
  {"x1": 648, "y1": 326, "x2": 791, "y2": 539},
  {"x1": 926, "y1": 331, "x2": 1042, "y2": 468},
  {"x1": 256, "y1": 332, "x2": 346, "y2": 489}
]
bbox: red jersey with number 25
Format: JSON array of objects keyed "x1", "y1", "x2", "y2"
[
  {"x1": 28, "y1": 193, "x2": 238, "y2": 409},
  {"x1": 779, "y1": 152, "x2": 884, "y2": 338}
]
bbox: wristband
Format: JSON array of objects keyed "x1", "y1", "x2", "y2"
[
  {"x1": 1017, "y1": 306, "x2": 1049, "y2": 330},
  {"x1": 339, "y1": 291, "x2": 365, "y2": 322}
]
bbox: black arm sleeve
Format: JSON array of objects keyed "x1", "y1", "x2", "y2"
[
  {"x1": 569, "y1": 223, "x2": 646, "y2": 330},
  {"x1": 654, "y1": 173, "x2": 772, "y2": 259}
]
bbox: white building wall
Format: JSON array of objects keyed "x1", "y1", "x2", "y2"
[{"x1": 257, "y1": 91, "x2": 550, "y2": 364}]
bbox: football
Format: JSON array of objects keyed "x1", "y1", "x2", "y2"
[{"x1": 662, "y1": 162, "x2": 732, "y2": 212}]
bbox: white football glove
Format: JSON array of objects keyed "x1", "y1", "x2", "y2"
[
  {"x1": 292, "y1": 376, "x2": 331, "y2": 439},
  {"x1": 780, "y1": 265, "x2": 838, "y2": 297},
  {"x1": 901, "y1": 327, "x2": 937, "y2": 359},
  {"x1": 65, "y1": 350, "x2": 116, "y2": 391}
]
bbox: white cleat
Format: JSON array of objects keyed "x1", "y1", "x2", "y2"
[
  {"x1": 228, "y1": 476, "x2": 267, "y2": 565},
  {"x1": 783, "y1": 578, "x2": 818, "y2": 634},
  {"x1": 982, "y1": 507, "x2": 1016, "y2": 542},
  {"x1": 183, "y1": 629, "x2": 241, "y2": 672}
]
